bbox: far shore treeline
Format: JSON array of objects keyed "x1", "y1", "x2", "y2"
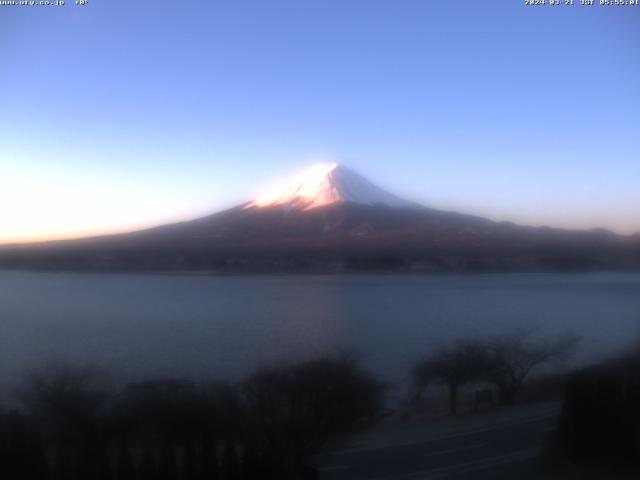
[{"x1": 2, "y1": 244, "x2": 640, "y2": 274}]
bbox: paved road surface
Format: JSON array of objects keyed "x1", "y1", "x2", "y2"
[{"x1": 318, "y1": 403, "x2": 559, "y2": 480}]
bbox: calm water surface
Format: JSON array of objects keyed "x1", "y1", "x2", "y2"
[{"x1": 1, "y1": 271, "x2": 639, "y2": 390}]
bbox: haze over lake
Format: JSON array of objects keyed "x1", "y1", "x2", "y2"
[{"x1": 1, "y1": 271, "x2": 639, "y2": 392}]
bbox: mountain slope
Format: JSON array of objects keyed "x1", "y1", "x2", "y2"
[{"x1": 0, "y1": 164, "x2": 638, "y2": 273}]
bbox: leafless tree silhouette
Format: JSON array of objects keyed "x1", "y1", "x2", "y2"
[
  {"x1": 413, "y1": 341, "x2": 489, "y2": 414},
  {"x1": 485, "y1": 328, "x2": 579, "y2": 405}
]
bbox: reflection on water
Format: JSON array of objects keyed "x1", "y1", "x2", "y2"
[{"x1": 0, "y1": 271, "x2": 639, "y2": 391}]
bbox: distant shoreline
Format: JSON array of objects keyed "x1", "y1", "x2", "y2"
[{"x1": 1, "y1": 266, "x2": 639, "y2": 277}]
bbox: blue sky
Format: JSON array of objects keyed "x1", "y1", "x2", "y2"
[{"x1": 1, "y1": 0, "x2": 639, "y2": 242}]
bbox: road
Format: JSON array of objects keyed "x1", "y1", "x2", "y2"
[{"x1": 318, "y1": 403, "x2": 560, "y2": 480}]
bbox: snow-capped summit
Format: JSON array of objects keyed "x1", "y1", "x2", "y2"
[{"x1": 244, "y1": 163, "x2": 417, "y2": 211}]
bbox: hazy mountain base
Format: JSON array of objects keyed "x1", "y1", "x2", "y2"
[
  {"x1": 0, "y1": 245, "x2": 639, "y2": 274},
  {"x1": 2, "y1": 203, "x2": 638, "y2": 273}
]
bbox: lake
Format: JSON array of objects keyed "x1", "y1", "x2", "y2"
[{"x1": 0, "y1": 271, "x2": 639, "y2": 393}]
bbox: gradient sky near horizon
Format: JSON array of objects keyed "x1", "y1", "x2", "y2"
[{"x1": 1, "y1": 0, "x2": 639, "y2": 243}]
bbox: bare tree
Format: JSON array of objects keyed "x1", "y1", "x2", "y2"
[
  {"x1": 485, "y1": 328, "x2": 579, "y2": 405},
  {"x1": 17, "y1": 363, "x2": 114, "y2": 478},
  {"x1": 413, "y1": 341, "x2": 490, "y2": 414},
  {"x1": 242, "y1": 356, "x2": 382, "y2": 479},
  {"x1": 18, "y1": 364, "x2": 113, "y2": 443}
]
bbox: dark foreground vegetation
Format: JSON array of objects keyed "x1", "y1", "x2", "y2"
[
  {"x1": 0, "y1": 357, "x2": 381, "y2": 480},
  {"x1": 556, "y1": 350, "x2": 640, "y2": 475},
  {"x1": 3, "y1": 329, "x2": 638, "y2": 480}
]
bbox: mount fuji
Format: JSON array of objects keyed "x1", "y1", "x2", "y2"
[
  {"x1": 243, "y1": 163, "x2": 417, "y2": 211},
  {"x1": 1, "y1": 164, "x2": 638, "y2": 272}
]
